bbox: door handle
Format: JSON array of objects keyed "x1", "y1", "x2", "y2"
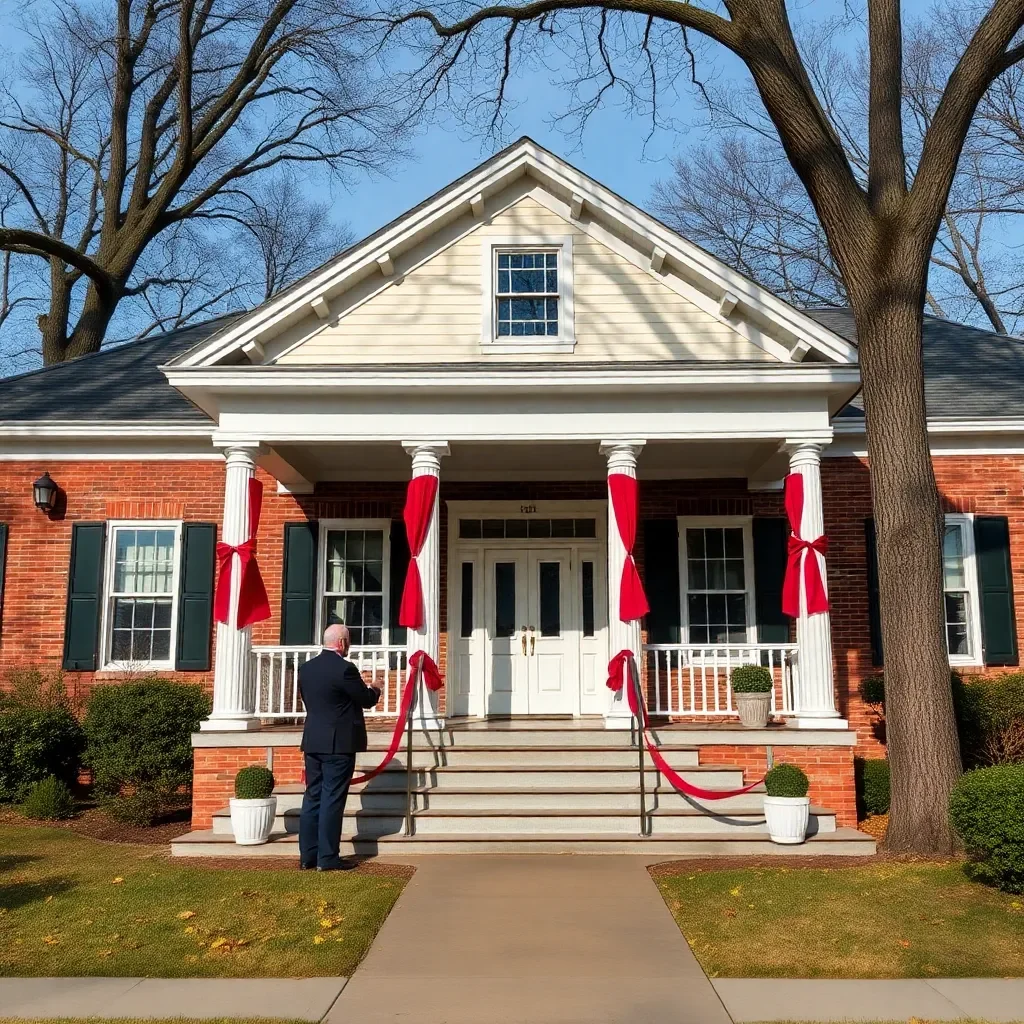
[
  {"x1": 529, "y1": 625, "x2": 535, "y2": 655},
  {"x1": 521, "y1": 626, "x2": 527, "y2": 656}
]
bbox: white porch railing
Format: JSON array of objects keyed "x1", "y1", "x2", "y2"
[
  {"x1": 642, "y1": 643, "x2": 799, "y2": 718},
  {"x1": 252, "y1": 645, "x2": 409, "y2": 720}
]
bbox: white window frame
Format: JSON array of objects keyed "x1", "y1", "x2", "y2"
[
  {"x1": 944, "y1": 513, "x2": 985, "y2": 667},
  {"x1": 316, "y1": 518, "x2": 392, "y2": 648},
  {"x1": 100, "y1": 520, "x2": 182, "y2": 672},
  {"x1": 480, "y1": 235, "x2": 575, "y2": 352},
  {"x1": 677, "y1": 516, "x2": 758, "y2": 646}
]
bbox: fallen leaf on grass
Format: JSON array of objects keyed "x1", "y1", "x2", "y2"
[
  {"x1": 177, "y1": 910, "x2": 197, "y2": 920},
  {"x1": 44, "y1": 895, "x2": 53, "y2": 903},
  {"x1": 42, "y1": 935, "x2": 60, "y2": 945},
  {"x1": 97, "y1": 950, "x2": 112, "y2": 958},
  {"x1": 729, "y1": 886, "x2": 742, "y2": 897},
  {"x1": 313, "y1": 935, "x2": 326, "y2": 945},
  {"x1": 898, "y1": 939, "x2": 911, "y2": 948},
  {"x1": 111, "y1": 877, "x2": 124, "y2": 884},
  {"x1": 183, "y1": 926, "x2": 197, "y2": 935},
  {"x1": 209, "y1": 937, "x2": 230, "y2": 950}
]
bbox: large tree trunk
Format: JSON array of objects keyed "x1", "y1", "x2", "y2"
[
  {"x1": 851, "y1": 267, "x2": 962, "y2": 855},
  {"x1": 38, "y1": 271, "x2": 122, "y2": 364}
]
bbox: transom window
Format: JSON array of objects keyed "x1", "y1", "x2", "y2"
[
  {"x1": 105, "y1": 524, "x2": 179, "y2": 667},
  {"x1": 943, "y1": 516, "x2": 983, "y2": 664},
  {"x1": 679, "y1": 521, "x2": 754, "y2": 645},
  {"x1": 459, "y1": 517, "x2": 596, "y2": 540},
  {"x1": 495, "y1": 251, "x2": 559, "y2": 337},
  {"x1": 321, "y1": 524, "x2": 388, "y2": 646}
]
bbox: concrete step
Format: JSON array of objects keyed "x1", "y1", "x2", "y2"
[
  {"x1": 212, "y1": 783, "x2": 767, "y2": 832},
  {"x1": 207, "y1": 806, "x2": 835, "y2": 836},
  {"x1": 173, "y1": 827, "x2": 876, "y2": 857},
  {"x1": 345, "y1": 746, "x2": 701, "y2": 769},
  {"x1": 361, "y1": 727, "x2": 700, "y2": 750}
]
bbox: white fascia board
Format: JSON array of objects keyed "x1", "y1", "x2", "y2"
[
  {"x1": 832, "y1": 416, "x2": 1024, "y2": 436},
  {"x1": 164, "y1": 364, "x2": 862, "y2": 392},
  {"x1": 830, "y1": 415, "x2": 1024, "y2": 455},
  {"x1": 175, "y1": 139, "x2": 857, "y2": 369},
  {"x1": 0, "y1": 421, "x2": 214, "y2": 439}
]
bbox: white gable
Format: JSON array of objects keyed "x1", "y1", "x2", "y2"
[{"x1": 173, "y1": 139, "x2": 857, "y2": 369}]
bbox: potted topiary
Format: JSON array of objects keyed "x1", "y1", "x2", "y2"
[
  {"x1": 230, "y1": 765, "x2": 277, "y2": 846},
  {"x1": 731, "y1": 664, "x2": 774, "y2": 728},
  {"x1": 763, "y1": 763, "x2": 810, "y2": 844}
]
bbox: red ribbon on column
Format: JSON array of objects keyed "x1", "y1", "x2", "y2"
[
  {"x1": 214, "y1": 477, "x2": 271, "y2": 629},
  {"x1": 781, "y1": 472, "x2": 829, "y2": 618},
  {"x1": 398, "y1": 475, "x2": 439, "y2": 630},
  {"x1": 349, "y1": 650, "x2": 443, "y2": 786},
  {"x1": 607, "y1": 650, "x2": 763, "y2": 801},
  {"x1": 608, "y1": 473, "x2": 649, "y2": 622}
]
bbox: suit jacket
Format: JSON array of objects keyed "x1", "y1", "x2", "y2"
[{"x1": 298, "y1": 650, "x2": 382, "y2": 754}]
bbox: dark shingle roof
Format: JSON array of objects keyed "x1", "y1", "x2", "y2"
[
  {"x1": 0, "y1": 315, "x2": 240, "y2": 422},
  {"x1": 808, "y1": 307, "x2": 1024, "y2": 420}
]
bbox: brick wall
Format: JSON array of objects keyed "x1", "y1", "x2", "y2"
[{"x1": 192, "y1": 744, "x2": 305, "y2": 829}]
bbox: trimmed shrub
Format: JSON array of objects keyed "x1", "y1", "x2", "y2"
[
  {"x1": 855, "y1": 757, "x2": 891, "y2": 816},
  {"x1": 0, "y1": 668, "x2": 78, "y2": 714},
  {"x1": 21, "y1": 776, "x2": 75, "y2": 820},
  {"x1": 765, "y1": 763, "x2": 809, "y2": 798},
  {"x1": 235, "y1": 765, "x2": 275, "y2": 800},
  {"x1": 949, "y1": 764, "x2": 1024, "y2": 893},
  {"x1": 859, "y1": 674, "x2": 886, "y2": 708},
  {"x1": 84, "y1": 680, "x2": 211, "y2": 811},
  {"x1": 106, "y1": 791, "x2": 165, "y2": 827},
  {"x1": 731, "y1": 665, "x2": 773, "y2": 693},
  {"x1": 0, "y1": 707, "x2": 86, "y2": 803}
]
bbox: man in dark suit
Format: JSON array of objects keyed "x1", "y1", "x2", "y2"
[{"x1": 298, "y1": 623, "x2": 382, "y2": 870}]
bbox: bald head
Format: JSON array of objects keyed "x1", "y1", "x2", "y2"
[{"x1": 323, "y1": 623, "x2": 351, "y2": 654}]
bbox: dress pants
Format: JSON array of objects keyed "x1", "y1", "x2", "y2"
[{"x1": 299, "y1": 752, "x2": 356, "y2": 869}]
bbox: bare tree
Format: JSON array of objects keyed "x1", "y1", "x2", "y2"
[
  {"x1": 0, "y1": 0, "x2": 407, "y2": 365},
  {"x1": 384, "y1": 0, "x2": 1024, "y2": 855},
  {"x1": 652, "y1": 14, "x2": 1024, "y2": 333}
]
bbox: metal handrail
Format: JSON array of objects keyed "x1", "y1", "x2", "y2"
[
  {"x1": 629, "y1": 657, "x2": 647, "y2": 838},
  {"x1": 404, "y1": 674, "x2": 416, "y2": 837}
]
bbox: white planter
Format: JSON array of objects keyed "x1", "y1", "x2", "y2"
[
  {"x1": 735, "y1": 690, "x2": 772, "y2": 729},
  {"x1": 763, "y1": 795, "x2": 810, "y2": 844},
  {"x1": 229, "y1": 797, "x2": 277, "y2": 845}
]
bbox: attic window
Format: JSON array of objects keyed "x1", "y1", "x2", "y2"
[
  {"x1": 496, "y1": 251, "x2": 559, "y2": 336},
  {"x1": 481, "y1": 236, "x2": 575, "y2": 350}
]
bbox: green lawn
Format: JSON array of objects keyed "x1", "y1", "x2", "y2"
[
  {"x1": 652, "y1": 861, "x2": 1024, "y2": 978},
  {"x1": 0, "y1": 824, "x2": 411, "y2": 977}
]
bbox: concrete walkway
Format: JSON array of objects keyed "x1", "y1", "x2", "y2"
[
  {"x1": 714, "y1": 977, "x2": 1024, "y2": 1022},
  {"x1": 328, "y1": 855, "x2": 733, "y2": 1024}
]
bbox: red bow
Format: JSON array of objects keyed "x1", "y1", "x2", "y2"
[
  {"x1": 398, "y1": 475, "x2": 438, "y2": 630},
  {"x1": 409, "y1": 650, "x2": 444, "y2": 692},
  {"x1": 214, "y1": 477, "x2": 271, "y2": 629},
  {"x1": 781, "y1": 472, "x2": 829, "y2": 617}
]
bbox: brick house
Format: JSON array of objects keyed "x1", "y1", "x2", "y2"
[{"x1": 1, "y1": 139, "x2": 1020, "y2": 855}]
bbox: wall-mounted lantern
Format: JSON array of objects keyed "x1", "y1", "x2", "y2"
[{"x1": 33, "y1": 472, "x2": 59, "y2": 513}]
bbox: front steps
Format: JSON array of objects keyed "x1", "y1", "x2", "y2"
[{"x1": 174, "y1": 721, "x2": 876, "y2": 857}]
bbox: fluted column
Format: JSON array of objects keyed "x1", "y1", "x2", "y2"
[
  {"x1": 202, "y1": 444, "x2": 263, "y2": 732},
  {"x1": 786, "y1": 442, "x2": 844, "y2": 728},
  {"x1": 402, "y1": 441, "x2": 449, "y2": 729},
  {"x1": 600, "y1": 440, "x2": 645, "y2": 729}
]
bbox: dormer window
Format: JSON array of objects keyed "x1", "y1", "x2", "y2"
[
  {"x1": 481, "y1": 236, "x2": 575, "y2": 351},
  {"x1": 496, "y1": 251, "x2": 559, "y2": 337}
]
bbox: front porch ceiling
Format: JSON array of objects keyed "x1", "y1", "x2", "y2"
[{"x1": 262, "y1": 438, "x2": 791, "y2": 484}]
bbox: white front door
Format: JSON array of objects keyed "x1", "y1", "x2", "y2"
[{"x1": 483, "y1": 548, "x2": 577, "y2": 715}]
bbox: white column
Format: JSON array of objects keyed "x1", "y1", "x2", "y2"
[
  {"x1": 402, "y1": 441, "x2": 450, "y2": 730},
  {"x1": 600, "y1": 440, "x2": 646, "y2": 729},
  {"x1": 785, "y1": 441, "x2": 845, "y2": 728},
  {"x1": 202, "y1": 444, "x2": 263, "y2": 732}
]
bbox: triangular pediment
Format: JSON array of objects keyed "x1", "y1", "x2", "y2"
[{"x1": 170, "y1": 139, "x2": 857, "y2": 369}]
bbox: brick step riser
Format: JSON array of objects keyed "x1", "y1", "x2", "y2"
[
  {"x1": 341, "y1": 748, "x2": 701, "y2": 768},
  {"x1": 211, "y1": 811, "x2": 836, "y2": 836}
]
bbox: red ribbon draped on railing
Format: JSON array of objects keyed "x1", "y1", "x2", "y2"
[
  {"x1": 398, "y1": 475, "x2": 439, "y2": 630},
  {"x1": 608, "y1": 473, "x2": 649, "y2": 621},
  {"x1": 606, "y1": 650, "x2": 763, "y2": 801},
  {"x1": 350, "y1": 651, "x2": 443, "y2": 786},
  {"x1": 214, "y1": 477, "x2": 271, "y2": 629},
  {"x1": 781, "y1": 472, "x2": 829, "y2": 618}
]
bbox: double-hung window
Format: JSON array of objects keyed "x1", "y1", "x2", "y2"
[
  {"x1": 104, "y1": 522, "x2": 180, "y2": 668},
  {"x1": 678, "y1": 519, "x2": 756, "y2": 644},
  {"x1": 943, "y1": 514, "x2": 984, "y2": 665},
  {"x1": 321, "y1": 522, "x2": 389, "y2": 646}
]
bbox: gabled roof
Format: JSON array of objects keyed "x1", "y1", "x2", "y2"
[
  {"x1": 809, "y1": 308, "x2": 1024, "y2": 420},
  {"x1": 0, "y1": 315, "x2": 238, "y2": 423},
  {"x1": 169, "y1": 137, "x2": 859, "y2": 369}
]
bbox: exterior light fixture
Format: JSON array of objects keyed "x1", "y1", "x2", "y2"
[{"x1": 33, "y1": 472, "x2": 59, "y2": 513}]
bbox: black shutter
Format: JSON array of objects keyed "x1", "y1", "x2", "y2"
[
  {"x1": 974, "y1": 515, "x2": 1018, "y2": 666},
  {"x1": 281, "y1": 521, "x2": 318, "y2": 645},
  {"x1": 175, "y1": 523, "x2": 216, "y2": 671},
  {"x1": 0, "y1": 523, "x2": 7, "y2": 637},
  {"x1": 864, "y1": 518, "x2": 884, "y2": 666},
  {"x1": 752, "y1": 517, "x2": 789, "y2": 643},
  {"x1": 63, "y1": 522, "x2": 106, "y2": 671},
  {"x1": 643, "y1": 519, "x2": 681, "y2": 644},
  {"x1": 389, "y1": 520, "x2": 410, "y2": 647}
]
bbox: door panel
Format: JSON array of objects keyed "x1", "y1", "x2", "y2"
[
  {"x1": 527, "y1": 550, "x2": 575, "y2": 715},
  {"x1": 485, "y1": 552, "x2": 528, "y2": 715}
]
